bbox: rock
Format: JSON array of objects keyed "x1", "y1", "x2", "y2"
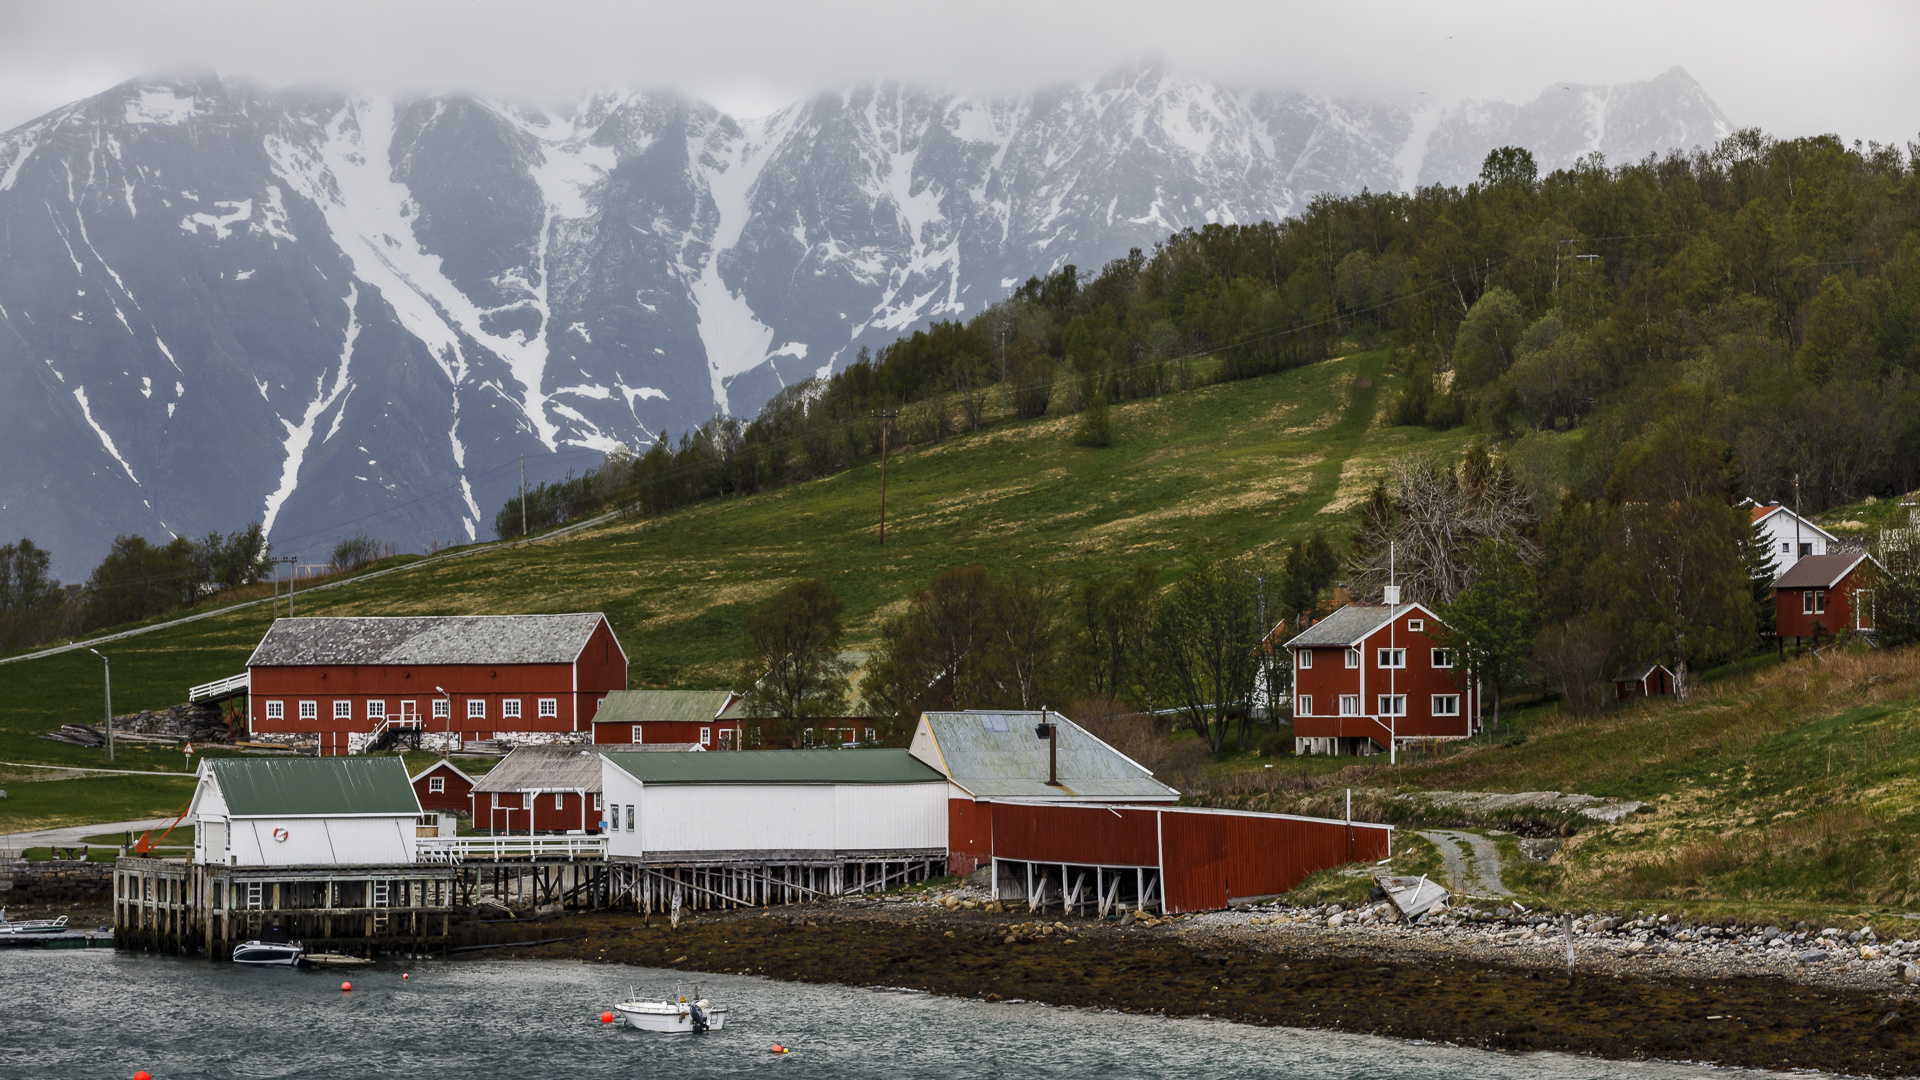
[
  {"x1": 1626, "y1": 940, "x2": 1649, "y2": 954},
  {"x1": 1325, "y1": 904, "x2": 1343, "y2": 916},
  {"x1": 1762, "y1": 926, "x2": 1783, "y2": 941},
  {"x1": 1495, "y1": 906, "x2": 1513, "y2": 918},
  {"x1": 1328, "y1": 913, "x2": 1346, "y2": 928},
  {"x1": 1767, "y1": 938, "x2": 1789, "y2": 949},
  {"x1": 1861, "y1": 945, "x2": 1880, "y2": 960},
  {"x1": 1796, "y1": 950, "x2": 1831, "y2": 964}
]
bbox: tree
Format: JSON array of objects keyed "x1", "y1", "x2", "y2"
[
  {"x1": 1451, "y1": 287, "x2": 1527, "y2": 392},
  {"x1": 1593, "y1": 431, "x2": 1756, "y2": 698},
  {"x1": 1532, "y1": 615, "x2": 1614, "y2": 719},
  {"x1": 994, "y1": 573, "x2": 1063, "y2": 708},
  {"x1": 861, "y1": 565, "x2": 1026, "y2": 724},
  {"x1": 738, "y1": 580, "x2": 854, "y2": 745},
  {"x1": 1349, "y1": 447, "x2": 1536, "y2": 606},
  {"x1": 1480, "y1": 146, "x2": 1538, "y2": 189},
  {"x1": 0, "y1": 538, "x2": 61, "y2": 651},
  {"x1": 1873, "y1": 523, "x2": 1920, "y2": 647},
  {"x1": 1148, "y1": 557, "x2": 1266, "y2": 752},
  {"x1": 1072, "y1": 393, "x2": 1114, "y2": 447},
  {"x1": 1436, "y1": 538, "x2": 1540, "y2": 731},
  {"x1": 1277, "y1": 530, "x2": 1339, "y2": 624},
  {"x1": 1069, "y1": 565, "x2": 1158, "y2": 704}
]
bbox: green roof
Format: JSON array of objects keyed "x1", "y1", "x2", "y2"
[
  {"x1": 592, "y1": 690, "x2": 736, "y2": 725},
  {"x1": 208, "y1": 757, "x2": 422, "y2": 817},
  {"x1": 602, "y1": 749, "x2": 944, "y2": 786}
]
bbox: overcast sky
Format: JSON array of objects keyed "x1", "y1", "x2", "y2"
[{"x1": 2, "y1": 0, "x2": 1916, "y2": 146}]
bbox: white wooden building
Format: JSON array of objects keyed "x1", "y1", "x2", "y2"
[{"x1": 190, "y1": 757, "x2": 424, "y2": 867}]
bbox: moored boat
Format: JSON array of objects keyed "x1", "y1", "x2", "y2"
[
  {"x1": 0, "y1": 909, "x2": 69, "y2": 935},
  {"x1": 614, "y1": 984, "x2": 727, "y2": 1033},
  {"x1": 231, "y1": 925, "x2": 305, "y2": 966}
]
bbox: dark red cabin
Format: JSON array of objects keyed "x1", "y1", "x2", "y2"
[
  {"x1": 409, "y1": 758, "x2": 477, "y2": 812},
  {"x1": 1774, "y1": 553, "x2": 1879, "y2": 643}
]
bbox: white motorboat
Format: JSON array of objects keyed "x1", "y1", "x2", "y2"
[
  {"x1": 232, "y1": 926, "x2": 305, "y2": 966},
  {"x1": 0, "y1": 910, "x2": 69, "y2": 935},
  {"x1": 614, "y1": 985, "x2": 727, "y2": 1033}
]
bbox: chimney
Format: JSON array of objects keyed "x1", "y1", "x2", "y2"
[{"x1": 1035, "y1": 711, "x2": 1060, "y2": 786}]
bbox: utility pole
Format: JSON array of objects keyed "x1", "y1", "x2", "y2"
[
  {"x1": 87, "y1": 648, "x2": 113, "y2": 763},
  {"x1": 1794, "y1": 472, "x2": 1803, "y2": 569},
  {"x1": 873, "y1": 410, "x2": 898, "y2": 544},
  {"x1": 276, "y1": 555, "x2": 299, "y2": 618},
  {"x1": 520, "y1": 454, "x2": 527, "y2": 540},
  {"x1": 1386, "y1": 541, "x2": 1399, "y2": 766}
]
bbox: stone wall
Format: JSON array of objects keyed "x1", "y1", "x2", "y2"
[{"x1": 0, "y1": 857, "x2": 114, "y2": 903}]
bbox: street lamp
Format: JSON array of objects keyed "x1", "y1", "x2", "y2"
[{"x1": 86, "y1": 648, "x2": 113, "y2": 763}]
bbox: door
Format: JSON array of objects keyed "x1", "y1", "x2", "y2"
[{"x1": 399, "y1": 700, "x2": 419, "y2": 727}]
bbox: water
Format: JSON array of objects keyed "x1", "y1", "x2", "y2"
[{"x1": 1, "y1": 951, "x2": 1787, "y2": 1079}]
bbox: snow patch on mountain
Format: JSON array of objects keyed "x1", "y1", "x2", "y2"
[{"x1": 263, "y1": 285, "x2": 360, "y2": 534}]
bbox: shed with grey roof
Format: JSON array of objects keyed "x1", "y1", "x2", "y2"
[
  {"x1": 471, "y1": 744, "x2": 608, "y2": 835},
  {"x1": 908, "y1": 710, "x2": 1178, "y2": 803}
]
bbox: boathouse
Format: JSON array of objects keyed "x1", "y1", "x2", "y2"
[
  {"x1": 245, "y1": 614, "x2": 628, "y2": 755},
  {"x1": 190, "y1": 757, "x2": 424, "y2": 867},
  {"x1": 909, "y1": 709, "x2": 1179, "y2": 874},
  {"x1": 599, "y1": 749, "x2": 948, "y2": 911},
  {"x1": 470, "y1": 745, "x2": 606, "y2": 834}
]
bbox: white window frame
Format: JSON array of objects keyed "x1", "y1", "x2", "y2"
[
  {"x1": 1344, "y1": 648, "x2": 1360, "y2": 668},
  {"x1": 1295, "y1": 695, "x2": 1312, "y2": 716},
  {"x1": 1431, "y1": 648, "x2": 1453, "y2": 668},
  {"x1": 1378, "y1": 648, "x2": 1406, "y2": 669},
  {"x1": 1296, "y1": 649, "x2": 1313, "y2": 669},
  {"x1": 1379, "y1": 694, "x2": 1406, "y2": 717},
  {"x1": 367, "y1": 700, "x2": 386, "y2": 720},
  {"x1": 1338, "y1": 695, "x2": 1359, "y2": 716},
  {"x1": 334, "y1": 700, "x2": 351, "y2": 720},
  {"x1": 265, "y1": 700, "x2": 284, "y2": 720},
  {"x1": 865, "y1": 727, "x2": 877, "y2": 743},
  {"x1": 432, "y1": 698, "x2": 450, "y2": 718},
  {"x1": 298, "y1": 700, "x2": 317, "y2": 720},
  {"x1": 538, "y1": 698, "x2": 558, "y2": 718},
  {"x1": 592, "y1": 793, "x2": 602, "y2": 811},
  {"x1": 428, "y1": 776, "x2": 445, "y2": 794},
  {"x1": 521, "y1": 793, "x2": 532, "y2": 810},
  {"x1": 554, "y1": 792, "x2": 564, "y2": 809},
  {"x1": 1855, "y1": 589, "x2": 1873, "y2": 630},
  {"x1": 1433, "y1": 694, "x2": 1460, "y2": 716},
  {"x1": 631, "y1": 726, "x2": 645, "y2": 744},
  {"x1": 503, "y1": 698, "x2": 522, "y2": 719},
  {"x1": 1781, "y1": 541, "x2": 1791, "y2": 553},
  {"x1": 467, "y1": 699, "x2": 487, "y2": 719},
  {"x1": 625, "y1": 805, "x2": 635, "y2": 831},
  {"x1": 700, "y1": 726, "x2": 712, "y2": 747},
  {"x1": 1407, "y1": 619, "x2": 1424, "y2": 632}
]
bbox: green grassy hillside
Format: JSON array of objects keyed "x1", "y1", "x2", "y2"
[{"x1": 1, "y1": 349, "x2": 1470, "y2": 824}]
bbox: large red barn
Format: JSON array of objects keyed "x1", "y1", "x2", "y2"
[
  {"x1": 1284, "y1": 601, "x2": 1481, "y2": 755},
  {"x1": 247, "y1": 614, "x2": 627, "y2": 755}
]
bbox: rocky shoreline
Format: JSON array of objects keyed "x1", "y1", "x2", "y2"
[{"x1": 510, "y1": 885, "x2": 1920, "y2": 1076}]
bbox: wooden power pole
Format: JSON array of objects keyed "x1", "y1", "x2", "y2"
[{"x1": 873, "y1": 410, "x2": 898, "y2": 544}]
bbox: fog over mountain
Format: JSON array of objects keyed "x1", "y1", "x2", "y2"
[{"x1": 0, "y1": 64, "x2": 1728, "y2": 578}]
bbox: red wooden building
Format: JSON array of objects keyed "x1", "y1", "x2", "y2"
[
  {"x1": 409, "y1": 758, "x2": 477, "y2": 813},
  {"x1": 470, "y1": 745, "x2": 606, "y2": 834},
  {"x1": 590, "y1": 690, "x2": 743, "y2": 747},
  {"x1": 1613, "y1": 663, "x2": 1676, "y2": 701},
  {"x1": 1284, "y1": 601, "x2": 1480, "y2": 755},
  {"x1": 1774, "y1": 553, "x2": 1879, "y2": 644},
  {"x1": 247, "y1": 614, "x2": 627, "y2": 755}
]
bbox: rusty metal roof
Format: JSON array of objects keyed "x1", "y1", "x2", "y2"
[
  {"x1": 206, "y1": 756, "x2": 421, "y2": 817},
  {"x1": 910, "y1": 710, "x2": 1179, "y2": 801},
  {"x1": 471, "y1": 745, "x2": 606, "y2": 793},
  {"x1": 246, "y1": 614, "x2": 609, "y2": 667}
]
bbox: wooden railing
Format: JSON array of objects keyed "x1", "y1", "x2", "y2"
[{"x1": 415, "y1": 836, "x2": 606, "y2": 863}]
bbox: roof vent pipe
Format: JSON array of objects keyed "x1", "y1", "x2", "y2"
[{"x1": 1035, "y1": 710, "x2": 1060, "y2": 786}]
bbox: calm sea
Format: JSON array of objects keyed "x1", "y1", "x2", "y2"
[{"x1": 1, "y1": 950, "x2": 1786, "y2": 1079}]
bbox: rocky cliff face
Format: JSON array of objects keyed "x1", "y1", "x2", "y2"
[{"x1": 0, "y1": 66, "x2": 1728, "y2": 577}]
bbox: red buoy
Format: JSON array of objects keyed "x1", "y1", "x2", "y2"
[
  {"x1": 340, "y1": 981, "x2": 352, "y2": 992},
  {"x1": 600, "y1": 1011, "x2": 614, "y2": 1024},
  {"x1": 134, "y1": 1072, "x2": 151, "y2": 1080},
  {"x1": 402, "y1": 973, "x2": 409, "y2": 980},
  {"x1": 771, "y1": 1043, "x2": 789, "y2": 1054}
]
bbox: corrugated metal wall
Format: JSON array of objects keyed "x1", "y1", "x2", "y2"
[
  {"x1": 834, "y1": 784, "x2": 946, "y2": 851},
  {"x1": 622, "y1": 783, "x2": 946, "y2": 856},
  {"x1": 1160, "y1": 810, "x2": 1389, "y2": 913},
  {"x1": 989, "y1": 802, "x2": 1161, "y2": 867},
  {"x1": 226, "y1": 816, "x2": 417, "y2": 866}
]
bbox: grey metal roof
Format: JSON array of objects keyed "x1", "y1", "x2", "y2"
[
  {"x1": 1774, "y1": 552, "x2": 1870, "y2": 590},
  {"x1": 207, "y1": 757, "x2": 421, "y2": 817},
  {"x1": 592, "y1": 690, "x2": 736, "y2": 725},
  {"x1": 603, "y1": 749, "x2": 944, "y2": 785},
  {"x1": 247, "y1": 614, "x2": 609, "y2": 667},
  {"x1": 912, "y1": 711, "x2": 1179, "y2": 801},
  {"x1": 1283, "y1": 604, "x2": 1398, "y2": 648},
  {"x1": 471, "y1": 745, "x2": 606, "y2": 793},
  {"x1": 622, "y1": 742, "x2": 706, "y2": 752}
]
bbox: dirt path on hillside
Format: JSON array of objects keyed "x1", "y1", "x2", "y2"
[{"x1": 1419, "y1": 829, "x2": 1513, "y2": 897}]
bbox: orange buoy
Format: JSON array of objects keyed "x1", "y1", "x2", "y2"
[
  {"x1": 402, "y1": 973, "x2": 409, "y2": 980},
  {"x1": 134, "y1": 1072, "x2": 151, "y2": 1080},
  {"x1": 340, "y1": 981, "x2": 352, "y2": 992},
  {"x1": 600, "y1": 1011, "x2": 614, "y2": 1024},
  {"x1": 770, "y1": 1043, "x2": 789, "y2": 1054}
]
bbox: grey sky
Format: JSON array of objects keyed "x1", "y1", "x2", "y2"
[{"x1": 2, "y1": 0, "x2": 1917, "y2": 147}]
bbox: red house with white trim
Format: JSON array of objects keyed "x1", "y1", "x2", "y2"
[
  {"x1": 1774, "y1": 553, "x2": 1879, "y2": 643},
  {"x1": 1283, "y1": 600, "x2": 1481, "y2": 755},
  {"x1": 409, "y1": 758, "x2": 477, "y2": 812},
  {"x1": 247, "y1": 614, "x2": 627, "y2": 756}
]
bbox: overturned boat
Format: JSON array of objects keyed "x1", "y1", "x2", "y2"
[{"x1": 1374, "y1": 874, "x2": 1449, "y2": 921}]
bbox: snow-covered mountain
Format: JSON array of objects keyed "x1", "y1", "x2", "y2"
[{"x1": 0, "y1": 65, "x2": 1729, "y2": 578}]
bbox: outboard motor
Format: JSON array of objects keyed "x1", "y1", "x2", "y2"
[{"x1": 689, "y1": 1001, "x2": 709, "y2": 1033}]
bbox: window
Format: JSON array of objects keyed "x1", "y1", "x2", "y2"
[
  {"x1": 631, "y1": 726, "x2": 645, "y2": 744},
  {"x1": 1407, "y1": 619, "x2": 1424, "y2": 632},
  {"x1": 1813, "y1": 589, "x2": 1827, "y2": 614},
  {"x1": 625, "y1": 805, "x2": 635, "y2": 831},
  {"x1": 1799, "y1": 542, "x2": 1813, "y2": 558},
  {"x1": 538, "y1": 698, "x2": 557, "y2": 718},
  {"x1": 432, "y1": 699, "x2": 450, "y2": 718},
  {"x1": 367, "y1": 700, "x2": 386, "y2": 720},
  {"x1": 1379, "y1": 695, "x2": 1406, "y2": 716},
  {"x1": 467, "y1": 699, "x2": 486, "y2": 719},
  {"x1": 1295, "y1": 695, "x2": 1312, "y2": 716},
  {"x1": 1296, "y1": 650, "x2": 1313, "y2": 668},
  {"x1": 700, "y1": 727, "x2": 712, "y2": 746},
  {"x1": 521, "y1": 793, "x2": 532, "y2": 809},
  {"x1": 1344, "y1": 648, "x2": 1360, "y2": 668},
  {"x1": 865, "y1": 727, "x2": 877, "y2": 743},
  {"x1": 265, "y1": 700, "x2": 284, "y2": 720},
  {"x1": 1338, "y1": 695, "x2": 1359, "y2": 716},
  {"x1": 334, "y1": 700, "x2": 351, "y2": 720},
  {"x1": 1378, "y1": 648, "x2": 1406, "y2": 668},
  {"x1": 428, "y1": 776, "x2": 445, "y2": 794},
  {"x1": 1431, "y1": 648, "x2": 1453, "y2": 668},
  {"x1": 1781, "y1": 542, "x2": 1791, "y2": 554},
  {"x1": 503, "y1": 699, "x2": 522, "y2": 719},
  {"x1": 554, "y1": 793, "x2": 565, "y2": 809},
  {"x1": 592, "y1": 793, "x2": 602, "y2": 811},
  {"x1": 1856, "y1": 590, "x2": 1874, "y2": 630},
  {"x1": 1433, "y1": 694, "x2": 1460, "y2": 716}
]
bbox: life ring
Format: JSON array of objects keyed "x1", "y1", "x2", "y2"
[{"x1": 272, "y1": 828, "x2": 290, "y2": 843}]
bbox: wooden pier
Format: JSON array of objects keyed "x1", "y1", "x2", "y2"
[{"x1": 611, "y1": 853, "x2": 945, "y2": 914}]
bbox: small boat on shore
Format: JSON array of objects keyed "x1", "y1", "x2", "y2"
[
  {"x1": 614, "y1": 984, "x2": 727, "y2": 1033},
  {"x1": 0, "y1": 909, "x2": 69, "y2": 935},
  {"x1": 232, "y1": 925, "x2": 305, "y2": 967}
]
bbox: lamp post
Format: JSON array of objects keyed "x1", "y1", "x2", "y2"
[{"x1": 87, "y1": 648, "x2": 113, "y2": 763}]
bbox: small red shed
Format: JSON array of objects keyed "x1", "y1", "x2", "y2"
[
  {"x1": 590, "y1": 690, "x2": 743, "y2": 748},
  {"x1": 409, "y1": 758, "x2": 477, "y2": 812},
  {"x1": 1284, "y1": 600, "x2": 1481, "y2": 755},
  {"x1": 470, "y1": 744, "x2": 605, "y2": 834},
  {"x1": 246, "y1": 614, "x2": 627, "y2": 756},
  {"x1": 1612, "y1": 663, "x2": 1675, "y2": 701},
  {"x1": 1774, "y1": 553, "x2": 1879, "y2": 643}
]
